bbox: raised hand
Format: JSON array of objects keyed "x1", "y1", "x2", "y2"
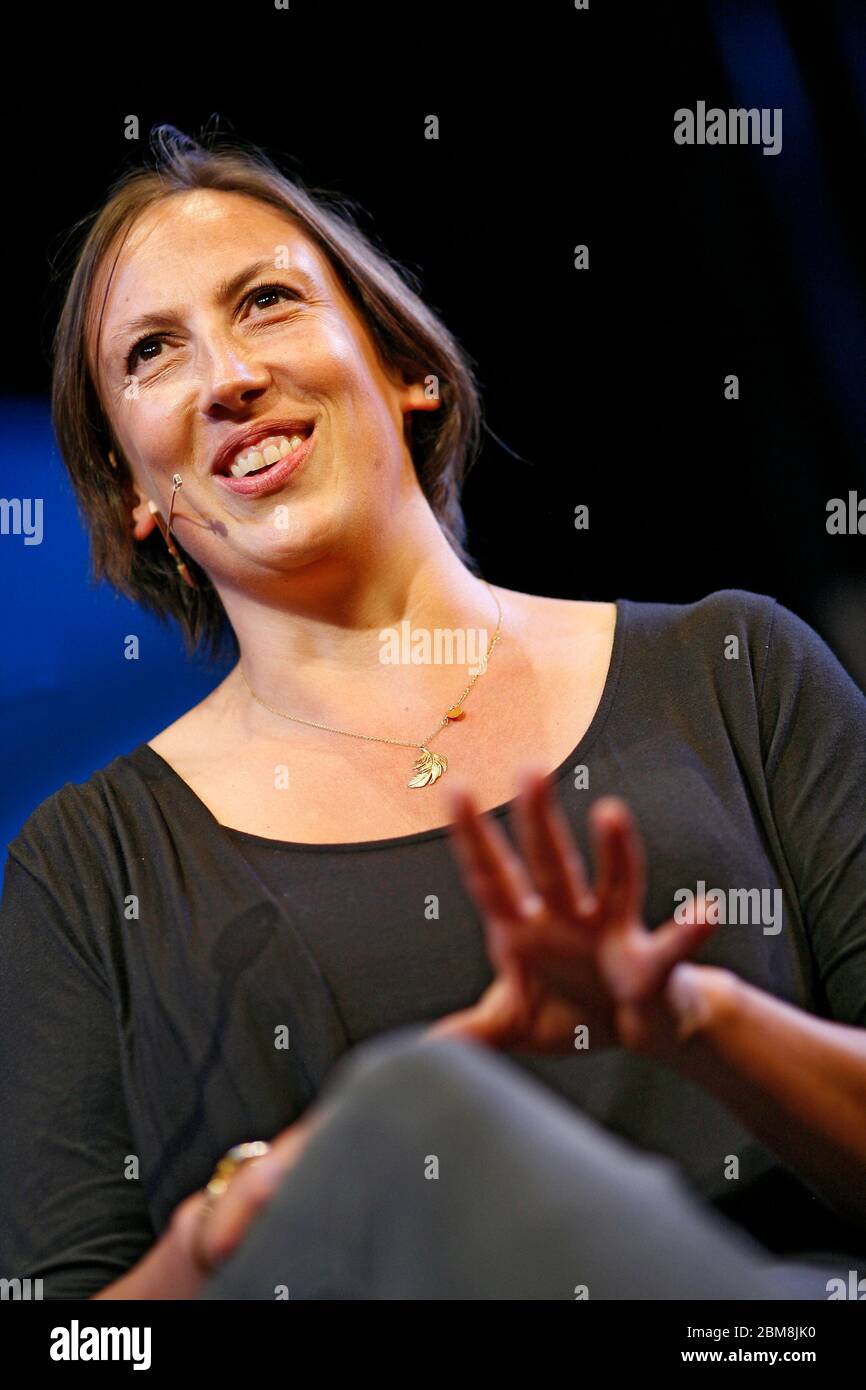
[{"x1": 429, "y1": 768, "x2": 723, "y2": 1060}]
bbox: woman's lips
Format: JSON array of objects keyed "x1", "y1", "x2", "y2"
[{"x1": 212, "y1": 429, "x2": 315, "y2": 497}]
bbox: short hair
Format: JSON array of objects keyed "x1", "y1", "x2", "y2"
[{"x1": 50, "y1": 123, "x2": 483, "y2": 663}]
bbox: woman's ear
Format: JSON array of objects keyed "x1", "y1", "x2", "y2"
[
  {"x1": 130, "y1": 484, "x2": 160, "y2": 542},
  {"x1": 400, "y1": 378, "x2": 441, "y2": 417}
]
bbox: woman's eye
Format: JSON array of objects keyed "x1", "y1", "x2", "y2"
[
  {"x1": 127, "y1": 338, "x2": 163, "y2": 372},
  {"x1": 125, "y1": 284, "x2": 297, "y2": 372},
  {"x1": 246, "y1": 284, "x2": 296, "y2": 312},
  {"x1": 252, "y1": 288, "x2": 280, "y2": 309}
]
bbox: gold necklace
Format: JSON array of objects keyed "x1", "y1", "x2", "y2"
[{"x1": 239, "y1": 579, "x2": 503, "y2": 788}]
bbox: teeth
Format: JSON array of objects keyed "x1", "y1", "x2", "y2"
[
  {"x1": 229, "y1": 432, "x2": 306, "y2": 478},
  {"x1": 232, "y1": 449, "x2": 265, "y2": 478}
]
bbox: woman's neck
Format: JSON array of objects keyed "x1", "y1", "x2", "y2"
[{"x1": 214, "y1": 523, "x2": 503, "y2": 725}]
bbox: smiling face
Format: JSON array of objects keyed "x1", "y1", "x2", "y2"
[{"x1": 88, "y1": 189, "x2": 439, "y2": 588}]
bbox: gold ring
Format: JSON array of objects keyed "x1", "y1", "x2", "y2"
[
  {"x1": 192, "y1": 1140, "x2": 272, "y2": 1275},
  {"x1": 205, "y1": 1140, "x2": 272, "y2": 1197}
]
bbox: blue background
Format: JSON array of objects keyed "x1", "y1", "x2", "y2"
[{"x1": 0, "y1": 399, "x2": 231, "y2": 860}]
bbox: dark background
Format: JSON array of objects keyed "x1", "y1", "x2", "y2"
[{"x1": 2, "y1": 0, "x2": 866, "y2": 853}]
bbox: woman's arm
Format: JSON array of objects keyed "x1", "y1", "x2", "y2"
[
  {"x1": 1, "y1": 842, "x2": 318, "y2": 1300},
  {"x1": 0, "y1": 851, "x2": 157, "y2": 1297},
  {"x1": 92, "y1": 1104, "x2": 327, "y2": 1298},
  {"x1": 91, "y1": 1217, "x2": 205, "y2": 1299},
  {"x1": 660, "y1": 963, "x2": 866, "y2": 1228},
  {"x1": 677, "y1": 596, "x2": 866, "y2": 1226},
  {"x1": 431, "y1": 771, "x2": 866, "y2": 1226}
]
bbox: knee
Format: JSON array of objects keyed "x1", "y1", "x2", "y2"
[
  {"x1": 321, "y1": 1026, "x2": 517, "y2": 1115},
  {"x1": 318, "y1": 1030, "x2": 616, "y2": 1180}
]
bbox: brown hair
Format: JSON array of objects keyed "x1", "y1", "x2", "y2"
[{"x1": 50, "y1": 123, "x2": 483, "y2": 663}]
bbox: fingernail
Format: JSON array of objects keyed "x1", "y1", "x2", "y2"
[{"x1": 447, "y1": 780, "x2": 469, "y2": 808}]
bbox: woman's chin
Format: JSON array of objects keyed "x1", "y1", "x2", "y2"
[
  {"x1": 206, "y1": 490, "x2": 367, "y2": 576},
  {"x1": 229, "y1": 524, "x2": 342, "y2": 575}
]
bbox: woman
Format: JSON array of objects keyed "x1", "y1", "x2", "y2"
[{"x1": 2, "y1": 124, "x2": 866, "y2": 1300}]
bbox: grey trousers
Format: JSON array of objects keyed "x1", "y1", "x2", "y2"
[{"x1": 198, "y1": 1027, "x2": 850, "y2": 1301}]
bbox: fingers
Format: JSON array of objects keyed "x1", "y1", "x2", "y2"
[
  {"x1": 650, "y1": 891, "x2": 720, "y2": 975},
  {"x1": 645, "y1": 918, "x2": 717, "y2": 999},
  {"x1": 511, "y1": 767, "x2": 589, "y2": 918},
  {"x1": 426, "y1": 976, "x2": 524, "y2": 1048},
  {"x1": 198, "y1": 1113, "x2": 327, "y2": 1269},
  {"x1": 447, "y1": 777, "x2": 646, "y2": 936},
  {"x1": 446, "y1": 779, "x2": 540, "y2": 921},
  {"x1": 611, "y1": 897, "x2": 719, "y2": 1004},
  {"x1": 198, "y1": 1156, "x2": 285, "y2": 1267},
  {"x1": 589, "y1": 796, "x2": 646, "y2": 924}
]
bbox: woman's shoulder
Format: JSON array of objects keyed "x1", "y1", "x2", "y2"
[
  {"x1": 501, "y1": 582, "x2": 777, "y2": 630},
  {"x1": 6, "y1": 746, "x2": 150, "y2": 885},
  {"x1": 616, "y1": 586, "x2": 784, "y2": 671},
  {"x1": 623, "y1": 587, "x2": 847, "y2": 677},
  {"x1": 502, "y1": 583, "x2": 780, "y2": 663},
  {"x1": 621, "y1": 585, "x2": 777, "y2": 629},
  {"x1": 619, "y1": 588, "x2": 866, "y2": 731},
  {"x1": 10, "y1": 684, "x2": 234, "y2": 868}
]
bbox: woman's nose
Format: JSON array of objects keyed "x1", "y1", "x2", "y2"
[{"x1": 197, "y1": 338, "x2": 273, "y2": 415}]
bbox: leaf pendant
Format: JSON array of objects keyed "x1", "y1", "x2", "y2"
[{"x1": 407, "y1": 746, "x2": 448, "y2": 788}]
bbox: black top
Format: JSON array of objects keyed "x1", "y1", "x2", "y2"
[{"x1": 3, "y1": 589, "x2": 866, "y2": 1299}]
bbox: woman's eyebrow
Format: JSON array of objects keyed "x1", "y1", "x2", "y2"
[{"x1": 108, "y1": 257, "x2": 312, "y2": 348}]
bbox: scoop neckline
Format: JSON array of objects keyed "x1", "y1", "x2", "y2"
[{"x1": 133, "y1": 597, "x2": 629, "y2": 854}]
